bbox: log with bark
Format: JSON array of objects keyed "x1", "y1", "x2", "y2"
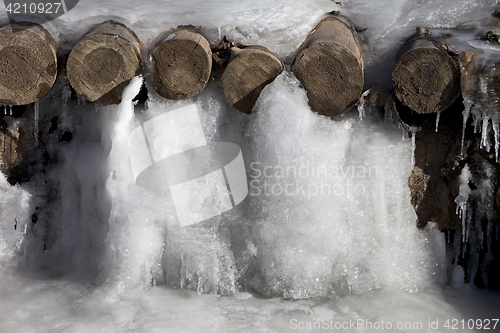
[
  {"x1": 219, "y1": 43, "x2": 283, "y2": 114},
  {"x1": 0, "y1": 22, "x2": 57, "y2": 105},
  {"x1": 291, "y1": 16, "x2": 364, "y2": 117},
  {"x1": 393, "y1": 27, "x2": 461, "y2": 114},
  {"x1": 151, "y1": 28, "x2": 212, "y2": 100},
  {"x1": 66, "y1": 21, "x2": 142, "y2": 105}
]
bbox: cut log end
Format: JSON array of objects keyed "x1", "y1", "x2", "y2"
[
  {"x1": 393, "y1": 47, "x2": 460, "y2": 114},
  {"x1": 0, "y1": 23, "x2": 57, "y2": 105},
  {"x1": 291, "y1": 43, "x2": 363, "y2": 117},
  {"x1": 151, "y1": 30, "x2": 212, "y2": 100},
  {"x1": 67, "y1": 21, "x2": 141, "y2": 105},
  {"x1": 221, "y1": 46, "x2": 283, "y2": 114},
  {"x1": 291, "y1": 17, "x2": 364, "y2": 117}
]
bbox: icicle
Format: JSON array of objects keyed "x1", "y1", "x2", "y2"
[
  {"x1": 358, "y1": 103, "x2": 365, "y2": 120},
  {"x1": 480, "y1": 115, "x2": 491, "y2": 152},
  {"x1": 9, "y1": 105, "x2": 12, "y2": 116},
  {"x1": 461, "y1": 100, "x2": 471, "y2": 156},
  {"x1": 357, "y1": 89, "x2": 370, "y2": 121},
  {"x1": 34, "y1": 101, "x2": 39, "y2": 146},
  {"x1": 455, "y1": 164, "x2": 472, "y2": 243},
  {"x1": 435, "y1": 111, "x2": 441, "y2": 132},
  {"x1": 410, "y1": 126, "x2": 417, "y2": 170},
  {"x1": 493, "y1": 119, "x2": 500, "y2": 162}
]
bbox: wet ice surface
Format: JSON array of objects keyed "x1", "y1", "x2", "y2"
[
  {"x1": 1, "y1": 0, "x2": 500, "y2": 331},
  {"x1": 1, "y1": 270, "x2": 500, "y2": 333}
]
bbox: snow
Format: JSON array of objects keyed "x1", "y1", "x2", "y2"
[{"x1": 0, "y1": 0, "x2": 499, "y2": 331}]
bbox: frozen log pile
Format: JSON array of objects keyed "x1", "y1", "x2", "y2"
[
  {"x1": 0, "y1": 23, "x2": 57, "y2": 106},
  {"x1": 291, "y1": 16, "x2": 364, "y2": 117},
  {"x1": 218, "y1": 42, "x2": 283, "y2": 114},
  {"x1": 66, "y1": 21, "x2": 142, "y2": 105},
  {"x1": 393, "y1": 27, "x2": 461, "y2": 114},
  {"x1": 406, "y1": 15, "x2": 500, "y2": 287},
  {"x1": 151, "y1": 28, "x2": 212, "y2": 100}
]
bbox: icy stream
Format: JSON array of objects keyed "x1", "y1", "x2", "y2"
[{"x1": 1, "y1": 0, "x2": 500, "y2": 332}]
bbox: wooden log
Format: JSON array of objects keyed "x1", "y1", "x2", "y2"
[
  {"x1": 0, "y1": 22, "x2": 57, "y2": 105},
  {"x1": 151, "y1": 28, "x2": 212, "y2": 100},
  {"x1": 221, "y1": 45, "x2": 283, "y2": 114},
  {"x1": 388, "y1": 93, "x2": 428, "y2": 134},
  {"x1": 291, "y1": 17, "x2": 364, "y2": 117},
  {"x1": 393, "y1": 27, "x2": 461, "y2": 114},
  {"x1": 67, "y1": 21, "x2": 141, "y2": 105},
  {"x1": 0, "y1": 112, "x2": 37, "y2": 184},
  {"x1": 367, "y1": 84, "x2": 389, "y2": 108}
]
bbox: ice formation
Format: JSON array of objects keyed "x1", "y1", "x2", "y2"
[{"x1": 453, "y1": 160, "x2": 497, "y2": 287}]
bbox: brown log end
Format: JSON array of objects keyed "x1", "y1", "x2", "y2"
[
  {"x1": 151, "y1": 30, "x2": 212, "y2": 100},
  {"x1": 291, "y1": 43, "x2": 363, "y2": 117},
  {"x1": 393, "y1": 48, "x2": 460, "y2": 114},
  {"x1": 291, "y1": 17, "x2": 364, "y2": 117},
  {"x1": 67, "y1": 21, "x2": 141, "y2": 105},
  {"x1": 221, "y1": 46, "x2": 283, "y2": 114},
  {"x1": 0, "y1": 23, "x2": 57, "y2": 105}
]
